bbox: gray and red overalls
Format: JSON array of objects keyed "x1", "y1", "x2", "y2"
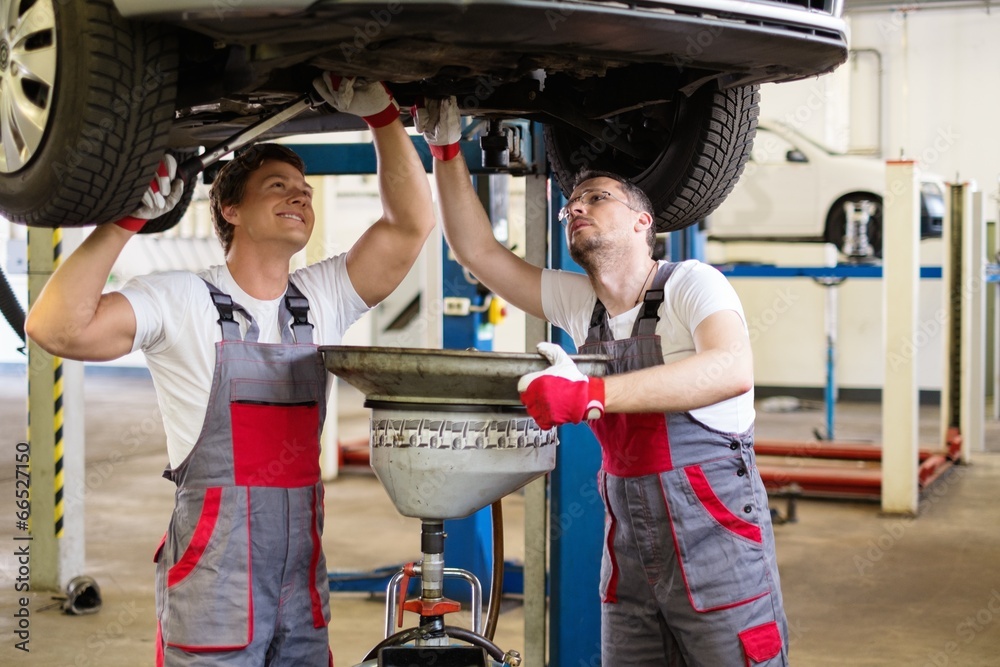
[
  {"x1": 579, "y1": 263, "x2": 788, "y2": 666},
  {"x1": 154, "y1": 280, "x2": 333, "y2": 666}
]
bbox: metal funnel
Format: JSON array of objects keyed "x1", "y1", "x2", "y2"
[{"x1": 321, "y1": 347, "x2": 607, "y2": 519}]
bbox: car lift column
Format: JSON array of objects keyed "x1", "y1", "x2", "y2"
[
  {"x1": 941, "y1": 182, "x2": 987, "y2": 459},
  {"x1": 26, "y1": 228, "x2": 86, "y2": 590},
  {"x1": 881, "y1": 161, "x2": 921, "y2": 515},
  {"x1": 964, "y1": 186, "x2": 986, "y2": 455}
]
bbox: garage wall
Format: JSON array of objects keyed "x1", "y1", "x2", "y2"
[{"x1": 732, "y1": 5, "x2": 998, "y2": 393}]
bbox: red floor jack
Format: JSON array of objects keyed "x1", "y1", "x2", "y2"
[{"x1": 755, "y1": 427, "x2": 963, "y2": 503}]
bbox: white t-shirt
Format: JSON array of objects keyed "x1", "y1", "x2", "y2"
[
  {"x1": 541, "y1": 259, "x2": 755, "y2": 433},
  {"x1": 120, "y1": 256, "x2": 369, "y2": 467}
]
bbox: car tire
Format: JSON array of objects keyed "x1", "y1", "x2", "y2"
[
  {"x1": 544, "y1": 83, "x2": 759, "y2": 234},
  {"x1": 0, "y1": 0, "x2": 177, "y2": 228},
  {"x1": 825, "y1": 194, "x2": 883, "y2": 259}
]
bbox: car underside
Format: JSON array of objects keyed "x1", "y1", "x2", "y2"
[{"x1": 0, "y1": 0, "x2": 848, "y2": 234}]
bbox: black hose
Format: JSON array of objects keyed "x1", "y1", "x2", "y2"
[
  {"x1": 485, "y1": 500, "x2": 504, "y2": 641},
  {"x1": 361, "y1": 626, "x2": 425, "y2": 662},
  {"x1": 0, "y1": 265, "x2": 25, "y2": 346},
  {"x1": 361, "y1": 624, "x2": 506, "y2": 663},
  {"x1": 440, "y1": 626, "x2": 506, "y2": 662}
]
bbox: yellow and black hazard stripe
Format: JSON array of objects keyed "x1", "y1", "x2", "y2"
[{"x1": 52, "y1": 229, "x2": 65, "y2": 538}]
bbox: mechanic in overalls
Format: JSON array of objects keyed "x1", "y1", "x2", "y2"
[
  {"x1": 25, "y1": 78, "x2": 436, "y2": 666},
  {"x1": 417, "y1": 97, "x2": 788, "y2": 666}
]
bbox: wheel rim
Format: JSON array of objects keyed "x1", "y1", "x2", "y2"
[{"x1": 0, "y1": 0, "x2": 57, "y2": 173}]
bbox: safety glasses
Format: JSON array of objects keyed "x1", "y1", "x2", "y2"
[{"x1": 557, "y1": 190, "x2": 637, "y2": 223}]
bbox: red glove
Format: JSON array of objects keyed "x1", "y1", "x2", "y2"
[
  {"x1": 517, "y1": 342, "x2": 606, "y2": 430},
  {"x1": 114, "y1": 155, "x2": 185, "y2": 232},
  {"x1": 412, "y1": 96, "x2": 462, "y2": 161},
  {"x1": 312, "y1": 74, "x2": 400, "y2": 128}
]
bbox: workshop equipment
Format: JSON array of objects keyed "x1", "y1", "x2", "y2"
[{"x1": 323, "y1": 346, "x2": 606, "y2": 666}]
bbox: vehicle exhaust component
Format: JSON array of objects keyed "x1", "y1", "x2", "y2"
[{"x1": 176, "y1": 92, "x2": 323, "y2": 185}]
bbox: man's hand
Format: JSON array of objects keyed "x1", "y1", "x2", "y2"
[
  {"x1": 312, "y1": 74, "x2": 400, "y2": 128},
  {"x1": 517, "y1": 342, "x2": 606, "y2": 430},
  {"x1": 413, "y1": 96, "x2": 462, "y2": 161},
  {"x1": 115, "y1": 155, "x2": 185, "y2": 233}
]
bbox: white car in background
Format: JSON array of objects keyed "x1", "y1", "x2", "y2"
[{"x1": 706, "y1": 121, "x2": 946, "y2": 258}]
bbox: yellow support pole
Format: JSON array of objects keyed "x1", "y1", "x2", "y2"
[{"x1": 27, "y1": 227, "x2": 85, "y2": 590}]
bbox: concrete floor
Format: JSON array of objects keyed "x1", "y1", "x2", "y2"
[{"x1": 2, "y1": 367, "x2": 999, "y2": 666}]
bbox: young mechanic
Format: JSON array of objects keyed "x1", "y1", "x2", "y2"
[
  {"x1": 414, "y1": 97, "x2": 788, "y2": 666},
  {"x1": 26, "y1": 77, "x2": 436, "y2": 666}
]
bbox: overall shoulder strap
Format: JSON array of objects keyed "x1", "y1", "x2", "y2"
[
  {"x1": 201, "y1": 279, "x2": 258, "y2": 342},
  {"x1": 631, "y1": 262, "x2": 680, "y2": 337},
  {"x1": 281, "y1": 280, "x2": 314, "y2": 345},
  {"x1": 584, "y1": 298, "x2": 612, "y2": 344}
]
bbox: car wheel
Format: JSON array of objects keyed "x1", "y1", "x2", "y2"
[
  {"x1": 544, "y1": 83, "x2": 759, "y2": 233},
  {"x1": 0, "y1": 0, "x2": 177, "y2": 228},
  {"x1": 825, "y1": 194, "x2": 883, "y2": 259}
]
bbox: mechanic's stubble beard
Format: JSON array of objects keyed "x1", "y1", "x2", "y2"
[{"x1": 569, "y1": 229, "x2": 629, "y2": 277}]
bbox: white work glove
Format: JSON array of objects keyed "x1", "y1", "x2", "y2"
[
  {"x1": 412, "y1": 96, "x2": 462, "y2": 161},
  {"x1": 517, "y1": 342, "x2": 606, "y2": 430},
  {"x1": 312, "y1": 74, "x2": 400, "y2": 128},
  {"x1": 114, "y1": 155, "x2": 185, "y2": 232}
]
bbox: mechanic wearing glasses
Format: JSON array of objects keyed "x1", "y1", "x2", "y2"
[
  {"x1": 26, "y1": 78, "x2": 436, "y2": 666},
  {"x1": 416, "y1": 97, "x2": 788, "y2": 666}
]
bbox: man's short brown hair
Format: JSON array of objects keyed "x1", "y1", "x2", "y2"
[{"x1": 209, "y1": 144, "x2": 306, "y2": 255}]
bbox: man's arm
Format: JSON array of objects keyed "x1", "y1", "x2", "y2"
[
  {"x1": 603, "y1": 309, "x2": 753, "y2": 413},
  {"x1": 345, "y1": 118, "x2": 437, "y2": 307},
  {"x1": 518, "y1": 309, "x2": 752, "y2": 429},
  {"x1": 433, "y1": 155, "x2": 545, "y2": 320},
  {"x1": 416, "y1": 97, "x2": 545, "y2": 320},
  {"x1": 24, "y1": 158, "x2": 183, "y2": 361},
  {"x1": 311, "y1": 76, "x2": 437, "y2": 308},
  {"x1": 24, "y1": 225, "x2": 139, "y2": 361}
]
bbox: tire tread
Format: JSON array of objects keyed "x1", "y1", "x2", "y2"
[{"x1": 0, "y1": 0, "x2": 178, "y2": 227}]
